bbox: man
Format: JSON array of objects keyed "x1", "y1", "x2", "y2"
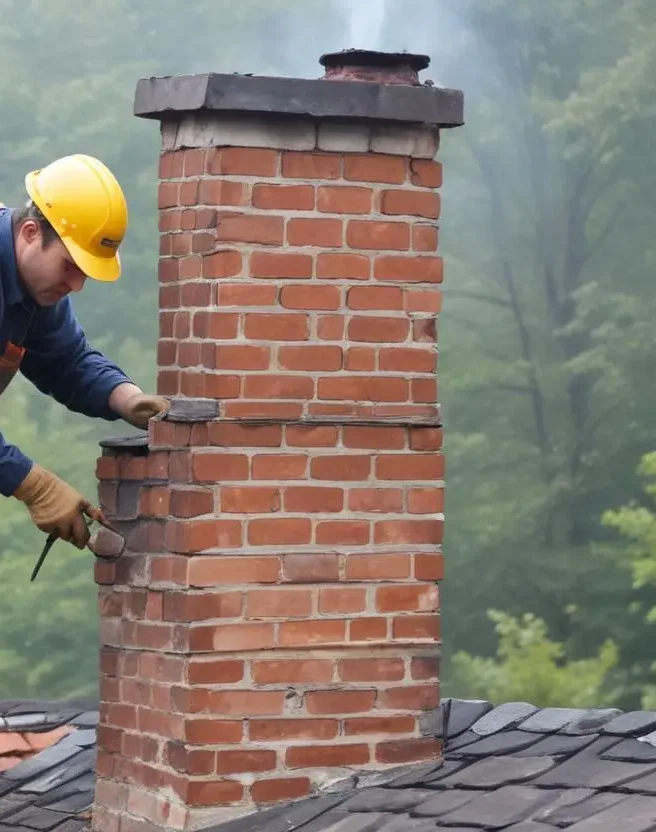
[{"x1": 0, "y1": 153, "x2": 169, "y2": 549}]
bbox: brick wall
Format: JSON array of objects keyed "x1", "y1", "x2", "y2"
[
  {"x1": 92, "y1": 50, "x2": 462, "y2": 832},
  {"x1": 156, "y1": 146, "x2": 442, "y2": 420}
]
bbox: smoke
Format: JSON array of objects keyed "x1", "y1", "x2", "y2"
[{"x1": 336, "y1": 0, "x2": 388, "y2": 50}]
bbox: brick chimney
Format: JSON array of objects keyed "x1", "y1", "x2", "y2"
[{"x1": 92, "y1": 50, "x2": 464, "y2": 832}]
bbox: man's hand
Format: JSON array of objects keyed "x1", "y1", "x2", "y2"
[
  {"x1": 13, "y1": 464, "x2": 105, "y2": 549},
  {"x1": 109, "y1": 383, "x2": 169, "y2": 429}
]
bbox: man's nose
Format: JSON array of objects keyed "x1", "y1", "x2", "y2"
[{"x1": 68, "y1": 273, "x2": 87, "y2": 293}]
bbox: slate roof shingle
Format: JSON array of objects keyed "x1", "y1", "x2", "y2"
[{"x1": 6, "y1": 698, "x2": 656, "y2": 830}]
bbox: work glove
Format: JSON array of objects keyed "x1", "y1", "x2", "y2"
[
  {"x1": 13, "y1": 464, "x2": 105, "y2": 549},
  {"x1": 118, "y1": 393, "x2": 169, "y2": 429}
]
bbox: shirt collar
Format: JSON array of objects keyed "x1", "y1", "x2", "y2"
[{"x1": 0, "y1": 208, "x2": 30, "y2": 307}]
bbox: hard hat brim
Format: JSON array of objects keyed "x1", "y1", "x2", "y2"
[{"x1": 62, "y1": 236, "x2": 121, "y2": 282}]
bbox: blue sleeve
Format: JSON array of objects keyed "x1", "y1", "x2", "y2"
[
  {"x1": 0, "y1": 429, "x2": 33, "y2": 496},
  {"x1": 20, "y1": 298, "x2": 133, "y2": 421}
]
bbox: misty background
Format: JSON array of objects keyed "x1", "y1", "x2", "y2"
[{"x1": 1, "y1": 0, "x2": 655, "y2": 709}]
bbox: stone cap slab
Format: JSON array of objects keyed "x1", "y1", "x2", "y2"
[{"x1": 134, "y1": 72, "x2": 464, "y2": 129}]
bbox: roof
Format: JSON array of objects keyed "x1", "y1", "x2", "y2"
[{"x1": 5, "y1": 698, "x2": 656, "y2": 830}]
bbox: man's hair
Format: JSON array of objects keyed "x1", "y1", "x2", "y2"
[{"x1": 12, "y1": 200, "x2": 59, "y2": 248}]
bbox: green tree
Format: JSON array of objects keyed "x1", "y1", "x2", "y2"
[{"x1": 449, "y1": 609, "x2": 619, "y2": 707}]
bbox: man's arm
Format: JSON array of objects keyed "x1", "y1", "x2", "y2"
[
  {"x1": 21, "y1": 297, "x2": 132, "y2": 420},
  {"x1": 0, "y1": 429, "x2": 33, "y2": 497}
]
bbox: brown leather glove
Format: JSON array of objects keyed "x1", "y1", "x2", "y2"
[
  {"x1": 119, "y1": 393, "x2": 170, "y2": 428},
  {"x1": 13, "y1": 464, "x2": 105, "y2": 549}
]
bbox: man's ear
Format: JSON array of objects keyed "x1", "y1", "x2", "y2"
[{"x1": 18, "y1": 219, "x2": 40, "y2": 245}]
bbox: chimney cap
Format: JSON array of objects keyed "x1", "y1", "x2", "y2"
[{"x1": 319, "y1": 49, "x2": 431, "y2": 73}]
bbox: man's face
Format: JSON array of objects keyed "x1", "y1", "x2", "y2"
[{"x1": 15, "y1": 220, "x2": 87, "y2": 306}]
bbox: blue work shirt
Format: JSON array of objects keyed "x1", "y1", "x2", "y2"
[{"x1": 0, "y1": 206, "x2": 131, "y2": 496}]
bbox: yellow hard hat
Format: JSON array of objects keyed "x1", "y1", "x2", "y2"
[{"x1": 25, "y1": 154, "x2": 128, "y2": 282}]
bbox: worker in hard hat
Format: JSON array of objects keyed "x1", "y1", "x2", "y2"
[{"x1": 0, "y1": 154, "x2": 169, "y2": 550}]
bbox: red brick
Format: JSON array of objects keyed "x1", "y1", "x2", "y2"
[
  {"x1": 376, "y1": 737, "x2": 441, "y2": 764},
  {"x1": 248, "y1": 518, "x2": 311, "y2": 545},
  {"x1": 188, "y1": 556, "x2": 280, "y2": 586},
  {"x1": 252, "y1": 183, "x2": 315, "y2": 210},
  {"x1": 375, "y1": 255, "x2": 443, "y2": 283},
  {"x1": 216, "y1": 749, "x2": 276, "y2": 774},
  {"x1": 177, "y1": 341, "x2": 202, "y2": 368},
  {"x1": 318, "y1": 376, "x2": 409, "y2": 402},
  {"x1": 210, "y1": 423, "x2": 282, "y2": 447},
  {"x1": 279, "y1": 620, "x2": 346, "y2": 646},
  {"x1": 393, "y1": 614, "x2": 441, "y2": 641},
  {"x1": 158, "y1": 258, "x2": 179, "y2": 284},
  {"x1": 159, "y1": 283, "x2": 180, "y2": 309},
  {"x1": 252, "y1": 454, "x2": 308, "y2": 480},
  {"x1": 211, "y1": 344, "x2": 271, "y2": 370},
  {"x1": 347, "y1": 220, "x2": 410, "y2": 251},
  {"x1": 191, "y1": 232, "x2": 217, "y2": 254},
  {"x1": 305, "y1": 690, "x2": 375, "y2": 715},
  {"x1": 250, "y1": 778, "x2": 311, "y2": 805},
  {"x1": 348, "y1": 315, "x2": 409, "y2": 343},
  {"x1": 343, "y1": 426, "x2": 406, "y2": 449},
  {"x1": 317, "y1": 185, "x2": 373, "y2": 214},
  {"x1": 348, "y1": 488, "x2": 404, "y2": 513},
  {"x1": 159, "y1": 150, "x2": 184, "y2": 179},
  {"x1": 283, "y1": 554, "x2": 339, "y2": 582},
  {"x1": 345, "y1": 346, "x2": 376, "y2": 371},
  {"x1": 218, "y1": 283, "x2": 278, "y2": 306},
  {"x1": 191, "y1": 622, "x2": 275, "y2": 652},
  {"x1": 317, "y1": 252, "x2": 370, "y2": 280},
  {"x1": 210, "y1": 147, "x2": 278, "y2": 176},
  {"x1": 199, "y1": 179, "x2": 247, "y2": 206},
  {"x1": 201, "y1": 373, "x2": 242, "y2": 399},
  {"x1": 287, "y1": 217, "x2": 343, "y2": 247},
  {"x1": 286, "y1": 425, "x2": 339, "y2": 447},
  {"x1": 221, "y1": 486, "x2": 280, "y2": 513},
  {"x1": 379, "y1": 684, "x2": 439, "y2": 710},
  {"x1": 346, "y1": 554, "x2": 411, "y2": 580},
  {"x1": 411, "y1": 656, "x2": 440, "y2": 680},
  {"x1": 192, "y1": 453, "x2": 249, "y2": 482},
  {"x1": 280, "y1": 285, "x2": 341, "y2": 310},
  {"x1": 244, "y1": 313, "x2": 309, "y2": 341},
  {"x1": 376, "y1": 453, "x2": 444, "y2": 480},
  {"x1": 158, "y1": 182, "x2": 178, "y2": 209},
  {"x1": 250, "y1": 252, "x2": 313, "y2": 279},
  {"x1": 347, "y1": 286, "x2": 403, "y2": 310},
  {"x1": 184, "y1": 719, "x2": 243, "y2": 745},
  {"x1": 224, "y1": 401, "x2": 304, "y2": 419},
  {"x1": 412, "y1": 378, "x2": 437, "y2": 402},
  {"x1": 251, "y1": 661, "x2": 334, "y2": 686},
  {"x1": 319, "y1": 588, "x2": 366, "y2": 614},
  {"x1": 183, "y1": 148, "x2": 206, "y2": 176},
  {"x1": 410, "y1": 159, "x2": 443, "y2": 188},
  {"x1": 286, "y1": 744, "x2": 370, "y2": 769},
  {"x1": 187, "y1": 658, "x2": 244, "y2": 684},
  {"x1": 278, "y1": 345, "x2": 342, "y2": 371},
  {"x1": 408, "y1": 487, "x2": 444, "y2": 514},
  {"x1": 282, "y1": 151, "x2": 341, "y2": 180},
  {"x1": 310, "y1": 455, "x2": 371, "y2": 481},
  {"x1": 284, "y1": 486, "x2": 343, "y2": 513},
  {"x1": 414, "y1": 553, "x2": 444, "y2": 581},
  {"x1": 180, "y1": 281, "x2": 211, "y2": 307},
  {"x1": 376, "y1": 585, "x2": 439, "y2": 613},
  {"x1": 405, "y1": 287, "x2": 442, "y2": 313},
  {"x1": 344, "y1": 154, "x2": 407, "y2": 184},
  {"x1": 374, "y1": 519, "x2": 442, "y2": 544},
  {"x1": 218, "y1": 214, "x2": 284, "y2": 245},
  {"x1": 184, "y1": 779, "x2": 244, "y2": 807},
  {"x1": 250, "y1": 720, "x2": 339, "y2": 742},
  {"x1": 339, "y1": 658, "x2": 405, "y2": 682},
  {"x1": 380, "y1": 347, "x2": 436, "y2": 372},
  {"x1": 350, "y1": 618, "x2": 388, "y2": 641},
  {"x1": 409, "y1": 427, "x2": 443, "y2": 451},
  {"x1": 243, "y1": 374, "x2": 315, "y2": 399},
  {"x1": 381, "y1": 190, "x2": 440, "y2": 219},
  {"x1": 192, "y1": 311, "x2": 239, "y2": 339},
  {"x1": 345, "y1": 716, "x2": 416, "y2": 735},
  {"x1": 414, "y1": 319, "x2": 437, "y2": 343},
  {"x1": 316, "y1": 521, "x2": 370, "y2": 545},
  {"x1": 180, "y1": 180, "x2": 200, "y2": 207},
  {"x1": 166, "y1": 743, "x2": 215, "y2": 775},
  {"x1": 317, "y1": 314, "x2": 345, "y2": 340},
  {"x1": 412, "y1": 225, "x2": 439, "y2": 251},
  {"x1": 246, "y1": 589, "x2": 312, "y2": 619}
]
